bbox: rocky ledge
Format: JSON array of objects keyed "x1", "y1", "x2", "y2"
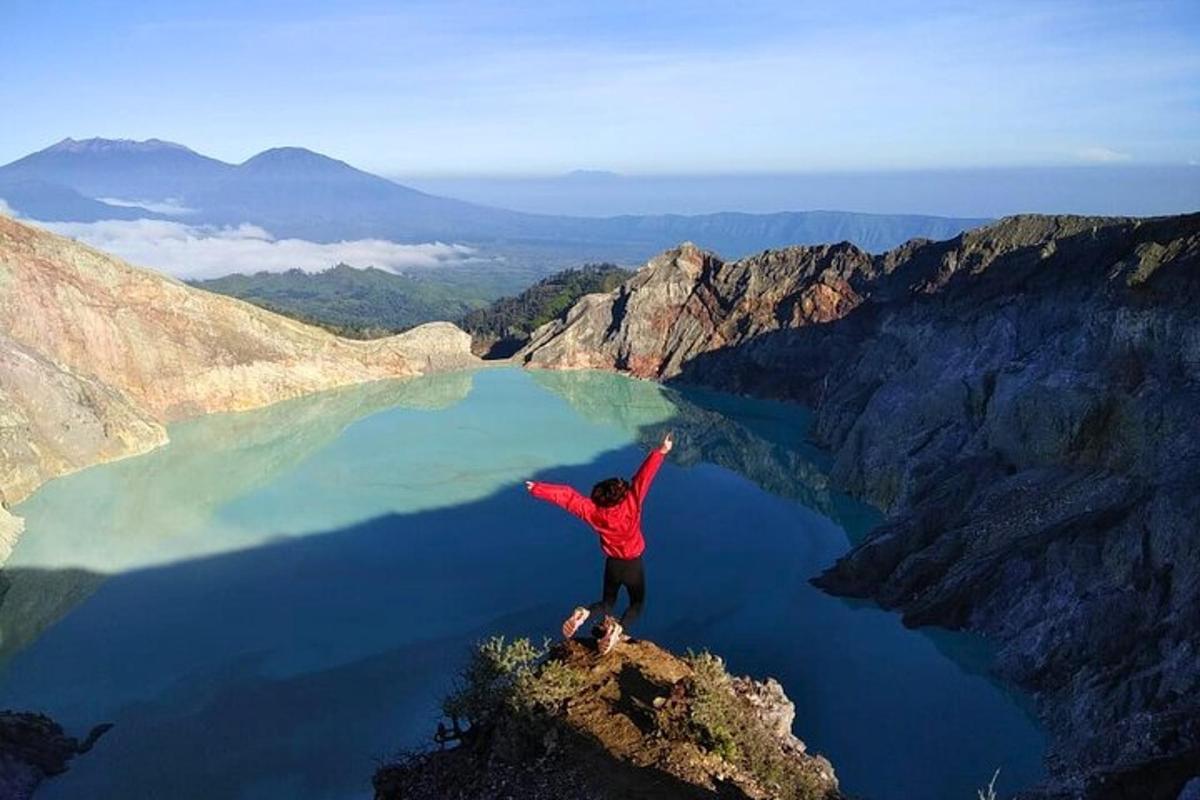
[
  {"x1": 375, "y1": 636, "x2": 839, "y2": 800},
  {"x1": 517, "y1": 214, "x2": 1200, "y2": 799},
  {"x1": 0, "y1": 711, "x2": 111, "y2": 800}
]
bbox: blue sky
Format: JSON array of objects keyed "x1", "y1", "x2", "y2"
[{"x1": 2, "y1": 0, "x2": 1198, "y2": 174}]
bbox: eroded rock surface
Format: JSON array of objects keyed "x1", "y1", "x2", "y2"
[
  {"x1": 0, "y1": 214, "x2": 479, "y2": 546},
  {"x1": 518, "y1": 213, "x2": 1200, "y2": 798},
  {"x1": 0, "y1": 711, "x2": 111, "y2": 800}
]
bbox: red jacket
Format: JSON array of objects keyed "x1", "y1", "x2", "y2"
[{"x1": 529, "y1": 449, "x2": 664, "y2": 559}]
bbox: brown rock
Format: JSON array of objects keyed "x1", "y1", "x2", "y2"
[
  {"x1": 519, "y1": 240, "x2": 878, "y2": 379},
  {"x1": 375, "y1": 637, "x2": 840, "y2": 800}
]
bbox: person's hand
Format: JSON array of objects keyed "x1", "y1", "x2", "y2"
[
  {"x1": 525, "y1": 480, "x2": 535, "y2": 492},
  {"x1": 659, "y1": 431, "x2": 674, "y2": 455}
]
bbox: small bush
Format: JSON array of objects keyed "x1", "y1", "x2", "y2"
[
  {"x1": 516, "y1": 656, "x2": 586, "y2": 712},
  {"x1": 441, "y1": 636, "x2": 584, "y2": 744},
  {"x1": 442, "y1": 636, "x2": 544, "y2": 731},
  {"x1": 684, "y1": 650, "x2": 824, "y2": 800},
  {"x1": 687, "y1": 651, "x2": 742, "y2": 762}
]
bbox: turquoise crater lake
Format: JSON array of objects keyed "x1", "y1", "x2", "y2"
[{"x1": 0, "y1": 367, "x2": 1044, "y2": 800}]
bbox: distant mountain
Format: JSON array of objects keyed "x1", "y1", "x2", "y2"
[
  {"x1": 0, "y1": 178, "x2": 164, "y2": 222},
  {"x1": 191, "y1": 264, "x2": 500, "y2": 338},
  {"x1": 239, "y1": 146, "x2": 359, "y2": 176},
  {"x1": 0, "y1": 138, "x2": 989, "y2": 261},
  {"x1": 562, "y1": 169, "x2": 624, "y2": 181},
  {"x1": 547, "y1": 210, "x2": 986, "y2": 258},
  {"x1": 0, "y1": 137, "x2": 229, "y2": 200},
  {"x1": 193, "y1": 262, "x2": 634, "y2": 353},
  {"x1": 404, "y1": 168, "x2": 1200, "y2": 219},
  {"x1": 192, "y1": 146, "x2": 524, "y2": 242}
]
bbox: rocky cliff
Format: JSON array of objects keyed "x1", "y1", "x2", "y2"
[
  {"x1": 375, "y1": 636, "x2": 840, "y2": 800},
  {"x1": 0, "y1": 214, "x2": 479, "y2": 555},
  {"x1": 0, "y1": 712, "x2": 111, "y2": 800},
  {"x1": 517, "y1": 214, "x2": 1200, "y2": 799}
]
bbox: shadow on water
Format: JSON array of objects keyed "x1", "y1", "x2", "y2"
[
  {"x1": 0, "y1": 368, "x2": 1044, "y2": 800},
  {"x1": 0, "y1": 371, "x2": 478, "y2": 667},
  {"x1": 1, "y1": 368, "x2": 848, "y2": 668}
]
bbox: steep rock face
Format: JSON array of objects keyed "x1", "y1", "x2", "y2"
[
  {"x1": 0, "y1": 214, "x2": 478, "y2": 543},
  {"x1": 521, "y1": 240, "x2": 875, "y2": 376},
  {"x1": 0, "y1": 334, "x2": 167, "y2": 561},
  {"x1": 0, "y1": 335, "x2": 166, "y2": 508},
  {"x1": 517, "y1": 214, "x2": 1200, "y2": 798}
]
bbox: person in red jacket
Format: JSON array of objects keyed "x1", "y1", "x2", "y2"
[{"x1": 526, "y1": 432, "x2": 673, "y2": 655}]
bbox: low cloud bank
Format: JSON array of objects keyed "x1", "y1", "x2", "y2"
[
  {"x1": 1077, "y1": 146, "x2": 1132, "y2": 164},
  {"x1": 96, "y1": 197, "x2": 198, "y2": 216},
  {"x1": 22, "y1": 218, "x2": 481, "y2": 279}
]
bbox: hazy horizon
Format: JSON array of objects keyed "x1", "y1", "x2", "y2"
[
  {"x1": 401, "y1": 165, "x2": 1199, "y2": 218},
  {"x1": 4, "y1": 135, "x2": 1195, "y2": 219}
]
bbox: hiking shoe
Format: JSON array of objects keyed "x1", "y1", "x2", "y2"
[
  {"x1": 590, "y1": 614, "x2": 614, "y2": 639},
  {"x1": 561, "y1": 607, "x2": 590, "y2": 639},
  {"x1": 598, "y1": 618, "x2": 623, "y2": 656}
]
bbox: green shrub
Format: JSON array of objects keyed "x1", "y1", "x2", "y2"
[
  {"x1": 442, "y1": 636, "x2": 544, "y2": 730},
  {"x1": 687, "y1": 650, "x2": 742, "y2": 762},
  {"x1": 460, "y1": 263, "x2": 633, "y2": 356},
  {"x1": 515, "y1": 656, "x2": 586, "y2": 712},
  {"x1": 684, "y1": 650, "x2": 824, "y2": 800},
  {"x1": 441, "y1": 636, "x2": 584, "y2": 743}
]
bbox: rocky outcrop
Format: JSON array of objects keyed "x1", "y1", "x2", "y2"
[
  {"x1": 519, "y1": 239, "x2": 876, "y2": 377},
  {"x1": 517, "y1": 214, "x2": 1200, "y2": 799},
  {"x1": 0, "y1": 214, "x2": 478, "y2": 550},
  {"x1": 0, "y1": 711, "x2": 111, "y2": 800},
  {"x1": 0, "y1": 335, "x2": 167, "y2": 523},
  {"x1": 375, "y1": 636, "x2": 839, "y2": 800}
]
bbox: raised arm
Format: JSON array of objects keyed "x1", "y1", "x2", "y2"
[
  {"x1": 526, "y1": 481, "x2": 594, "y2": 520},
  {"x1": 631, "y1": 432, "x2": 673, "y2": 502}
]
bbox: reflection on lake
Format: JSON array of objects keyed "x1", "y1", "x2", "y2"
[{"x1": 0, "y1": 368, "x2": 1044, "y2": 799}]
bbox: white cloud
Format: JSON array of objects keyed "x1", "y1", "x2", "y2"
[
  {"x1": 30, "y1": 218, "x2": 481, "y2": 279},
  {"x1": 1077, "y1": 146, "x2": 1132, "y2": 164},
  {"x1": 96, "y1": 197, "x2": 197, "y2": 216}
]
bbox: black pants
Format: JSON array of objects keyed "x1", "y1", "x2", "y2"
[{"x1": 589, "y1": 556, "x2": 645, "y2": 629}]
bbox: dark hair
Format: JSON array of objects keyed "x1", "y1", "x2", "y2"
[{"x1": 591, "y1": 477, "x2": 630, "y2": 507}]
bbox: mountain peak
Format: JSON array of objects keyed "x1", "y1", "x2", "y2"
[
  {"x1": 45, "y1": 137, "x2": 194, "y2": 155},
  {"x1": 239, "y1": 147, "x2": 355, "y2": 174}
]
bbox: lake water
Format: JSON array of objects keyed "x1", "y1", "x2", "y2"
[{"x1": 0, "y1": 367, "x2": 1045, "y2": 800}]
